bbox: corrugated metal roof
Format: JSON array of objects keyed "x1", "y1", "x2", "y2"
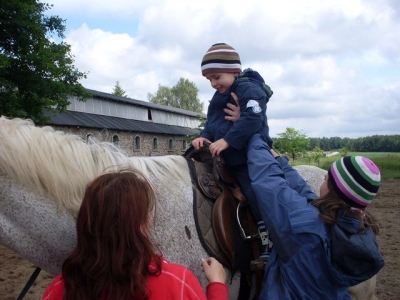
[
  {"x1": 47, "y1": 110, "x2": 199, "y2": 136},
  {"x1": 86, "y1": 88, "x2": 207, "y2": 118}
]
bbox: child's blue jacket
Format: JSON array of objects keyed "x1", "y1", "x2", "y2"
[
  {"x1": 247, "y1": 134, "x2": 384, "y2": 299},
  {"x1": 200, "y1": 69, "x2": 273, "y2": 165}
]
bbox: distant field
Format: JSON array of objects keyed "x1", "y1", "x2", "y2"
[{"x1": 291, "y1": 152, "x2": 400, "y2": 179}]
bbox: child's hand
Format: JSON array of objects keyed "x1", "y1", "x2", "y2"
[
  {"x1": 192, "y1": 137, "x2": 211, "y2": 150},
  {"x1": 209, "y1": 139, "x2": 229, "y2": 157},
  {"x1": 201, "y1": 257, "x2": 226, "y2": 284}
]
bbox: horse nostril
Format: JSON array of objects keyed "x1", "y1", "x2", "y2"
[{"x1": 185, "y1": 226, "x2": 191, "y2": 240}]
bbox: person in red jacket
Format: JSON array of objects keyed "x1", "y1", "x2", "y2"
[{"x1": 43, "y1": 169, "x2": 228, "y2": 300}]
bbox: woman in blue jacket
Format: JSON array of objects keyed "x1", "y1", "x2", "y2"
[{"x1": 246, "y1": 134, "x2": 384, "y2": 299}]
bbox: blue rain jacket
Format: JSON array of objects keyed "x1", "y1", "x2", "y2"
[
  {"x1": 247, "y1": 134, "x2": 384, "y2": 299},
  {"x1": 200, "y1": 69, "x2": 273, "y2": 165}
]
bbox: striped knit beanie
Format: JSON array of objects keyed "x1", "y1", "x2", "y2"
[
  {"x1": 328, "y1": 156, "x2": 381, "y2": 208},
  {"x1": 201, "y1": 43, "x2": 241, "y2": 76}
]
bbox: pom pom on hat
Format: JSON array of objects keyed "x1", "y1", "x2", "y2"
[
  {"x1": 201, "y1": 43, "x2": 241, "y2": 76},
  {"x1": 328, "y1": 156, "x2": 381, "y2": 208}
]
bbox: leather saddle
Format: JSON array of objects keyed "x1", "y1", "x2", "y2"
[{"x1": 184, "y1": 145, "x2": 261, "y2": 272}]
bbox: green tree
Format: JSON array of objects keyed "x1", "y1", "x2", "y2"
[
  {"x1": 274, "y1": 127, "x2": 310, "y2": 161},
  {"x1": 112, "y1": 81, "x2": 127, "y2": 97},
  {"x1": 0, "y1": 0, "x2": 88, "y2": 124},
  {"x1": 187, "y1": 115, "x2": 207, "y2": 141},
  {"x1": 147, "y1": 78, "x2": 203, "y2": 113},
  {"x1": 339, "y1": 147, "x2": 349, "y2": 157},
  {"x1": 311, "y1": 146, "x2": 324, "y2": 167}
]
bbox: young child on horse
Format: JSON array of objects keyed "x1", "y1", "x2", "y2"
[
  {"x1": 43, "y1": 169, "x2": 228, "y2": 300},
  {"x1": 192, "y1": 43, "x2": 274, "y2": 264},
  {"x1": 247, "y1": 134, "x2": 384, "y2": 299}
]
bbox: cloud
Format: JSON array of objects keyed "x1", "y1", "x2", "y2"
[{"x1": 45, "y1": 0, "x2": 400, "y2": 138}]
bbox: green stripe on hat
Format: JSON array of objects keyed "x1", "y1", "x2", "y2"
[
  {"x1": 351, "y1": 156, "x2": 380, "y2": 188},
  {"x1": 335, "y1": 159, "x2": 375, "y2": 201},
  {"x1": 344, "y1": 159, "x2": 375, "y2": 200}
]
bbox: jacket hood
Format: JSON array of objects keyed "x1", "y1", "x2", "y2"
[
  {"x1": 237, "y1": 68, "x2": 273, "y2": 99},
  {"x1": 328, "y1": 214, "x2": 385, "y2": 283}
]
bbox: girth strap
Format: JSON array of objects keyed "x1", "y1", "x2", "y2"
[{"x1": 17, "y1": 267, "x2": 41, "y2": 300}]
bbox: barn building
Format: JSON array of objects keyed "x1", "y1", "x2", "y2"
[{"x1": 47, "y1": 89, "x2": 205, "y2": 156}]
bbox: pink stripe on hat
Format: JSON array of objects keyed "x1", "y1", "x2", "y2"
[{"x1": 362, "y1": 156, "x2": 380, "y2": 175}]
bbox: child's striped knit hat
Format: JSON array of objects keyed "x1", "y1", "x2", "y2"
[
  {"x1": 328, "y1": 156, "x2": 381, "y2": 208},
  {"x1": 201, "y1": 43, "x2": 241, "y2": 76}
]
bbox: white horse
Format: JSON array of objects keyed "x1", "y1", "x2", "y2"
[{"x1": 0, "y1": 117, "x2": 375, "y2": 299}]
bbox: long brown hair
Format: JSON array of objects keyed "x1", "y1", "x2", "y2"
[
  {"x1": 312, "y1": 182, "x2": 379, "y2": 234},
  {"x1": 62, "y1": 169, "x2": 161, "y2": 300}
]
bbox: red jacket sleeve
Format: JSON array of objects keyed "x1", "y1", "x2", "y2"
[
  {"x1": 42, "y1": 274, "x2": 64, "y2": 300},
  {"x1": 180, "y1": 269, "x2": 208, "y2": 299},
  {"x1": 206, "y1": 282, "x2": 229, "y2": 300},
  {"x1": 182, "y1": 269, "x2": 228, "y2": 300}
]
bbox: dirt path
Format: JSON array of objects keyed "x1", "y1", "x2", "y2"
[
  {"x1": 368, "y1": 178, "x2": 400, "y2": 299},
  {"x1": 0, "y1": 178, "x2": 399, "y2": 299}
]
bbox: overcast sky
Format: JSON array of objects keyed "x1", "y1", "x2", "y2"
[{"x1": 45, "y1": 0, "x2": 399, "y2": 138}]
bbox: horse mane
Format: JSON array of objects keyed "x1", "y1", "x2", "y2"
[{"x1": 0, "y1": 117, "x2": 190, "y2": 215}]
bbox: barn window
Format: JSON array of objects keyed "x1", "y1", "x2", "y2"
[
  {"x1": 134, "y1": 135, "x2": 141, "y2": 150},
  {"x1": 152, "y1": 137, "x2": 158, "y2": 150},
  {"x1": 112, "y1": 135, "x2": 119, "y2": 146},
  {"x1": 86, "y1": 134, "x2": 94, "y2": 144}
]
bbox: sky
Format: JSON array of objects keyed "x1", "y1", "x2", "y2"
[{"x1": 44, "y1": 0, "x2": 400, "y2": 138}]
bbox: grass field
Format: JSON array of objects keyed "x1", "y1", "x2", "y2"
[{"x1": 290, "y1": 152, "x2": 400, "y2": 179}]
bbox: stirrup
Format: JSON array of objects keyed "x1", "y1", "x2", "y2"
[{"x1": 237, "y1": 202, "x2": 260, "y2": 241}]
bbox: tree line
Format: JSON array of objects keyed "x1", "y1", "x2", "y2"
[
  {"x1": 272, "y1": 127, "x2": 399, "y2": 163},
  {"x1": 308, "y1": 135, "x2": 400, "y2": 152}
]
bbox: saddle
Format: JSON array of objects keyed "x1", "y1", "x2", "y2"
[{"x1": 184, "y1": 145, "x2": 263, "y2": 279}]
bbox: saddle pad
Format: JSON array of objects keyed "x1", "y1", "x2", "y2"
[{"x1": 186, "y1": 158, "x2": 231, "y2": 268}]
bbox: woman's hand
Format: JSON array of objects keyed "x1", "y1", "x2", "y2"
[
  {"x1": 201, "y1": 257, "x2": 226, "y2": 284},
  {"x1": 270, "y1": 149, "x2": 280, "y2": 158},
  {"x1": 224, "y1": 92, "x2": 240, "y2": 122}
]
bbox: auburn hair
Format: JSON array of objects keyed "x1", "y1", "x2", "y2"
[
  {"x1": 62, "y1": 169, "x2": 161, "y2": 300},
  {"x1": 312, "y1": 180, "x2": 379, "y2": 234}
]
